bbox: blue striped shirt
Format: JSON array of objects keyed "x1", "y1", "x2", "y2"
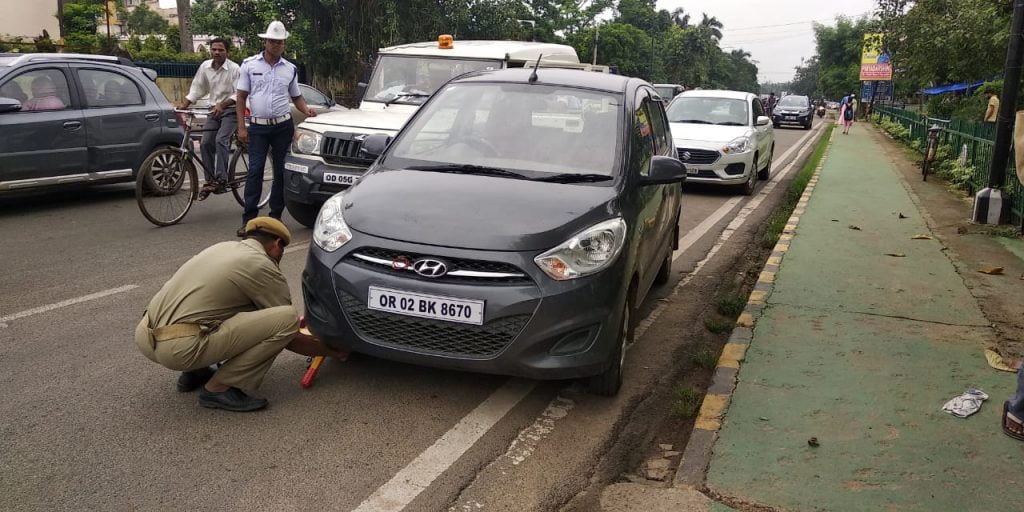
[{"x1": 236, "y1": 52, "x2": 300, "y2": 119}]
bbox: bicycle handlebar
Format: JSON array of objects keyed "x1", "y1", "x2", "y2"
[{"x1": 174, "y1": 108, "x2": 213, "y2": 115}]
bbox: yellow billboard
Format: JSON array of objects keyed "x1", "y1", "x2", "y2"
[{"x1": 860, "y1": 33, "x2": 892, "y2": 81}]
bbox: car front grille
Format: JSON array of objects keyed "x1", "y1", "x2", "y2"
[
  {"x1": 339, "y1": 290, "x2": 529, "y2": 357},
  {"x1": 676, "y1": 148, "x2": 720, "y2": 165},
  {"x1": 691, "y1": 170, "x2": 719, "y2": 178},
  {"x1": 345, "y1": 247, "x2": 533, "y2": 285},
  {"x1": 321, "y1": 133, "x2": 374, "y2": 166}
]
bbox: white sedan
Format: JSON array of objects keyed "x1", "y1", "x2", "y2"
[{"x1": 665, "y1": 90, "x2": 775, "y2": 195}]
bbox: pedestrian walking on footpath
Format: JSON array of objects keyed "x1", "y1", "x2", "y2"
[
  {"x1": 134, "y1": 217, "x2": 348, "y2": 412},
  {"x1": 235, "y1": 21, "x2": 318, "y2": 236},
  {"x1": 984, "y1": 86, "x2": 1000, "y2": 125},
  {"x1": 840, "y1": 95, "x2": 855, "y2": 134},
  {"x1": 179, "y1": 37, "x2": 240, "y2": 199},
  {"x1": 1004, "y1": 365, "x2": 1024, "y2": 441}
]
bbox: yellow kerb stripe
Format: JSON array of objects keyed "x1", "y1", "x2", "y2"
[{"x1": 695, "y1": 394, "x2": 729, "y2": 431}]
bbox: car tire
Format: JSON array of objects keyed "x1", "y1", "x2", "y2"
[
  {"x1": 587, "y1": 286, "x2": 635, "y2": 397},
  {"x1": 286, "y1": 198, "x2": 321, "y2": 228},
  {"x1": 740, "y1": 157, "x2": 756, "y2": 195},
  {"x1": 804, "y1": 121, "x2": 812, "y2": 130},
  {"x1": 758, "y1": 144, "x2": 774, "y2": 180}
]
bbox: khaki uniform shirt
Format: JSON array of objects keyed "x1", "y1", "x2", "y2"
[
  {"x1": 145, "y1": 239, "x2": 291, "y2": 329},
  {"x1": 986, "y1": 96, "x2": 1000, "y2": 122}
]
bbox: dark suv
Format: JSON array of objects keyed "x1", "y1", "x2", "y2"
[
  {"x1": 302, "y1": 69, "x2": 686, "y2": 396},
  {"x1": 0, "y1": 53, "x2": 182, "y2": 192}
]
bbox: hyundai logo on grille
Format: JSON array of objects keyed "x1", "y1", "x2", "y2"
[
  {"x1": 681, "y1": 151, "x2": 691, "y2": 161},
  {"x1": 413, "y1": 259, "x2": 448, "y2": 278}
]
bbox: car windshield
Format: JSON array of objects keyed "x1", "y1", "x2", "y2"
[
  {"x1": 364, "y1": 55, "x2": 501, "y2": 105},
  {"x1": 0, "y1": 56, "x2": 17, "y2": 67},
  {"x1": 778, "y1": 96, "x2": 808, "y2": 108},
  {"x1": 654, "y1": 86, "x2": 677, "y2": 99},
  {"x1": 666, "y1": 97, "x2": 749, "y2": 126},
  {"x1": 385, "y1": 82, "x2": 622, "y2": 176}
]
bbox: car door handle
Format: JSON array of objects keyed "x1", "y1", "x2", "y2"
[
  {"x1": 63, "y1": 121, "x2": 82, "y2": 130},
  {"x1": 144, "y1": 113, "x2": 160, "y2": 122}
]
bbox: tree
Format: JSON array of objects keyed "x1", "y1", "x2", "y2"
[
  {"x1": 670, "y1": 7, "x2": 690, "y2": 28},
  {"x1": 62, "y1": 1, "x2": 104, "y2": 52},
  {"x1": 699, "y1": 13, "x2": 723, "y2": 41},
  {"x1": 568, "y1": 22, "x2": 652, "y2": 78},
  {"x1": 124, "y1": 2, "x2": 168, "y2": 35},
  {"x1": 177, "y1": 0, "x2": 193, "y2": 53}
]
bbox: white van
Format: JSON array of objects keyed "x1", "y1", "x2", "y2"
[{"x1": 282, "y1": 36, "x2": 582, "y2": 226}]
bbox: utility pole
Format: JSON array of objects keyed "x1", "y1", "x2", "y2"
[
  {"x1": 592, "y1": 21, "x2": 599, "y2": 65},
  {"x1": 974, "y1": 0, "x2": 1024, "y2": 224}
]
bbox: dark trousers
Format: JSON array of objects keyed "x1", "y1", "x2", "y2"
[{"x1": 243, "y1": 121, "x2": 294, "y2": 223}]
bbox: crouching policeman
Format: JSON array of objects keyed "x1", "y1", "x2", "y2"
[{"x1": 135, "y1": 217, "x2": 346, "y2": 412}]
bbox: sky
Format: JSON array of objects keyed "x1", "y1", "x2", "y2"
[{"x1": 657, "y1": 0, "x2": 877, "y2": 83}]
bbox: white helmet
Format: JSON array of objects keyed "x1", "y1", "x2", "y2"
[{"x1": 258, "y1": 20, "x2": 289, "y2": 40}]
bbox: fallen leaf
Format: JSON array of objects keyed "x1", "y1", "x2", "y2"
[
  {"x1": 808, "y1": 437, "x2": 820, "y2": 447},
  {"x1": 885, "y1": 253, "x2": 906, "y2": 257},
  {"x1": 898, "y1": 213, "x2": 908, "y2": 219},
  {"x1": 911, "y1": 234, "x2": 932, "y2": 240},
  {"x1": 831, "y1": 219, "x2": 839, "y2": 222},
  {"x1": 978, "y1": 266, "x2": 1004, "y2": 275},
  {"x1": 848, "y1": 225, "x2": 862, "y2": 231}
]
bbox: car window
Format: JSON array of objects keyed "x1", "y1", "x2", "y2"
[
  {"x1": 386, "y1": 82, "x2": 622, "y2": 176},
  {"x1": 666, "y1": 96, "x2": 749, "y2": 126},
  {"x1": 633, "y1": 89, "x2": 655, "y2": 176},
  {"x1": 2, "y1": 68, "x2": 71, "y2": 112},
  {"x1": 300, "y1": 84, "x2": 329, "y2": 106},
  {"x1": 752, "y1": 98, "x2": 765, "y2": 121},
  {"x1": 365, "y1": 56, "x2": 502, "y2": 105},
  {"x1": 78, "y1": 69, "x2": 143, "y2": 107},
  {"x1": 778, "y1": 96, "x2": 808, "y2": 108},
  {"x1": 644, "y1": 90, "x2": 671, "y2": 155}
]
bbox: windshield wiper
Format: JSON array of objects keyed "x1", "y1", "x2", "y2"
[
  {"x1": 406, "y1": 164, "x2": 531, "y2": 180},
  {"x1": 534, "y1": 173, "x2": 613, "y2": 183},
  {"x1": 672, "y1": 119, "x2": 712, "y2": 124},
  {"x1": 384, "y1": 92, "x2": 430, "y2": 107},
  {"x1": 716, "y1": 121, "x2": 746, "y2": 126}
]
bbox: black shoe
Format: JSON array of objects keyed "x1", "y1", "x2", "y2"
[
  {"x1": 177, "y1": 366, "x2": 216, "y2": 392},
  {"x1": 198, "y1": 387, "x2": 268, "y2": 412},
  {"x1": 236, "y1": 226, "x2": 247, "y2": 237}
]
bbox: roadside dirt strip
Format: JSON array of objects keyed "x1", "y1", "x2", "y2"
[{"x1": 674, "y1": 127, "x2": 836, "y2": 490}]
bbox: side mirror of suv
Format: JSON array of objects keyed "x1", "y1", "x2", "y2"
[
  {"x1": 356, "y1": 82, "x2": 368, "y2": 104},
  {"x1": 0, "y1": 97, "x2": 22, "y2": 113},
  {"x1": 641, "y1": 156, "x2": 688, "y2": 185},
  {"x1": 359, "y1": 133, "x2": 391, "y2": 160}
]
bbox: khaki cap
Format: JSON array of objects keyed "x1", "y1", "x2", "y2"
[{"x1": 244, "y1": 217, "x2": 291, "y2": 245}]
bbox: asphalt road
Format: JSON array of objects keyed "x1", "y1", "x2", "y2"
[{"x1": 0, "y1": 123, "x2": 824, "y2": 511}]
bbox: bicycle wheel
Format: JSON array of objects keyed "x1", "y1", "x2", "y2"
[
  {"x1": 229, "y1": 146, "x2": 272, "y2": 209},
  {"x1": 136, "y1": 147, "x2": 198, "y2": 226}
]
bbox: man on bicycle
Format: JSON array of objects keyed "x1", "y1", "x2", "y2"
[
  {"x1": 135, "y1": 217, "x2": 349, "y2": 412},
  {"x1": 235, "y1": 21, "x2": 318, "y2": 236},
  {"x1": 180, "y1": 37, "x2": 240, "y2": 198}
]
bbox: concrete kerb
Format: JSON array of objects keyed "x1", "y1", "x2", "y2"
[{"x1": 673, "y1": 126, "x2": 838, "y2": 491}]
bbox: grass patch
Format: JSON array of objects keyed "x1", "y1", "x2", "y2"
[
  {"x1": 671, "y1": 385, "x2": 704, "y2": 419},
  {"x1": 716, "y1": 295, "x2": 747, "y2": 317},
  {"x1": 703, "y1": 316, "x2": 733, "y2": 334},
  {"x1": 692, "y1": 349, "x2": 719, "y2": 370},
  {"x1": 762, "y1": 125, "x2": 835, "y2": 247}
]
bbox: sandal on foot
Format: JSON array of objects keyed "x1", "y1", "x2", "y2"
[{"x1": 1002, "y1": 403, "x2": 1024, "y2": 441}]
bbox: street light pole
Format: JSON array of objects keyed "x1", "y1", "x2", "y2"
[
  {"x1": 974, "y1": 0, "x2": 1024, "y2": 224},
  {"x1": 592, "y1": 21, "x2": 599, "y2": 65}
]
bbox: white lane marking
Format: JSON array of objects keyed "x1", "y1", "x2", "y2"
[
  {"x1": 353, "y1": 379, "x2": 537, "y2": 512},
  {"x1": 639, "y1": 123, "x2": 825, "y2": 338},
  {"x1": 0, "y1": 285, "x2": 139, "y2": 327},
  {"x1": 505, "y1": 396, "x2": 575, "y2": 465},
  {"x1": 672, "y1": 126, "x2": 822, "y2": 262}
]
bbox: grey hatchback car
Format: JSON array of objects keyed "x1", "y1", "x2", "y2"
[
  {"x1": 0, "y1": 53, "x2": 182, "y2": 192},
  {"x1": 302, "y1": 69, "x2": 686, "y2": 396}
]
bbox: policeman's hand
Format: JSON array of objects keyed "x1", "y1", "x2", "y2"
[{"x1": 237, "y1": 126, "x2": 248, "y2": 144}]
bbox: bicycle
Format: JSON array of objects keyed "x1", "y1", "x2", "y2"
[{"x1": 135, "y1": 108, "x2": 272, "y2": 226}]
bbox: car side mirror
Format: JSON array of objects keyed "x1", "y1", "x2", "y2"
[
  {"x1": 359, "y1": 133, "x2": 391, "y2": 160},
  {"x1": 356, "y1": 82, "x2": 368, "y2": 103},
  {"x1": 641, "y1": 156, "x2": 687, "y2": 185},
  {"x1": 756, "y1": 116, "x2": 771, "y2": 126},
  {"x1": 0, "y1": 97, "x2": 22, "y2": 113}
]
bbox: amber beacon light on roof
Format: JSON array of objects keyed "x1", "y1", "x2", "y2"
[{"x1": 437, "y1": 34, "x2": 454, "y2": 49}]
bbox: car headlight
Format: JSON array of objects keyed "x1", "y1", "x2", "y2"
[
  {"x1": 313, "y1": 194, "x2": 353, "y2": 252},
  {"x1": 721, "y1": 136, "x2": 751, "y2": 155},
  {"x1": 292, "y1": 128, "x2": 322, "y2": 155},
  {"x1": 535, "y1": 218, "x2": 627, "y2": 281}
]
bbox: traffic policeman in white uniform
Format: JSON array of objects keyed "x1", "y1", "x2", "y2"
[{"x1": 235, "y1": 21, "x2": 317, "y2": 235}]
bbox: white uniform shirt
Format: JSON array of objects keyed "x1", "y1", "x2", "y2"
[
  {"x1": 185, "y1": 59, "x2": 240, "y2": 106},
  {"x1": 236, "y1": 52, "x2": 300, "y2": 120}
]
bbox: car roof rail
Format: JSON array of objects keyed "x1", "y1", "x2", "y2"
[{"x1": 8, "y1": 53, "x2": 130, "y2": 66}]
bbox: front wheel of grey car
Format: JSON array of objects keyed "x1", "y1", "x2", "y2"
[
  {"x1": 286, "y1": 198, "x2": 321, "y2": 228},
  {"x1": 740, "y1": 159, "x2": 757, "y2": 196},
  {"x1": 588, "y1": 288, "x2": 636, "y2": 396}
]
